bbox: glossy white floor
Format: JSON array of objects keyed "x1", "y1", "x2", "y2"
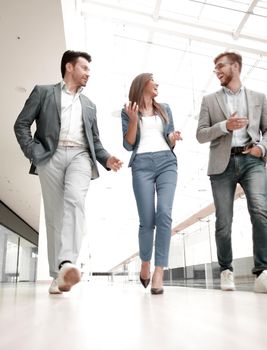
[{"x1": 0, "y1": 279, "x2": 266, "y2": 350}]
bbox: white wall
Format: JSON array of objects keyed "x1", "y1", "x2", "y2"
[{"x1": 0, "y1": 0, "x2": 66, "y2": 231}]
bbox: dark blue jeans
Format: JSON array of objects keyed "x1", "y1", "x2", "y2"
[
  {"x1": 131, "y1": 150, "x2": 177, "y2": 267},
  {"x1": 210, "y1": 154, "x2": 267, "y2": 274}
]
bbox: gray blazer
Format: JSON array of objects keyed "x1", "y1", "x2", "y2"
[
  {"x1": 14, "y1": 83, "x2": 110, "y2": 178},
  {"x1": 196, "y1": 88, "x2": 267, "y2": 175}
]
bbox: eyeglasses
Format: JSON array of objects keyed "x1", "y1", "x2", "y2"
[{"x1": 213, "y1": 61, "x2": 233, "y2": 73}]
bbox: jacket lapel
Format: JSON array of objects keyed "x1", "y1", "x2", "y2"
[
  {"x1": 215, "y1": 90, "x2": 228, "y2": 119},
  {"x1": 245, "y1": 88, "x2": 254, "y2": 123},
  {"x1": 80, "y1": 95, "x2": 94, "y2": 121},
  {"x1": 53, "y1": 83, "x2": 61, "y2": 121}
]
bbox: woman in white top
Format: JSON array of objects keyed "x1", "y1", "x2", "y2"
[{"x1": 121, "y1": 73, "x2": 182, "y2": 294}]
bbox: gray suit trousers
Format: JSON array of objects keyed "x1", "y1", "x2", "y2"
[{"x1": 37, "y1": 146, "x2": 92, "y2": 278}]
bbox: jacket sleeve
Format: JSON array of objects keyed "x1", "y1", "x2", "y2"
[
  {"x1": 196, "y1": 96, "x2": 229, "y2": 144},
  {"x1": 90, "y1": 106, "x2": 111, "y2": 169},
  {"x1": 14, "y1": 85, "x2": 41, "y2": 160},
  {"x1": 121, "y1": 108, "x2": 137, "y2": 151},
  {"x1": 162, "y1": 103, "x2": 175, "y2": 149},
  {"x1": 259, "y1": 93, "x2": 267, "y2": 152}
]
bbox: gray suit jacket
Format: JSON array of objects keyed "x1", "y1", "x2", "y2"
[
  {"x1": 196, "y1": 88, "x2": 267, "y2": 175},
  {"x1": 14, "y1": 83, "x2": 110, "y2": 178}
]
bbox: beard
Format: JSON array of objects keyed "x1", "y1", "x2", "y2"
[{"x1": 220, "y1": 71, "x2": 234, "y2": 87}]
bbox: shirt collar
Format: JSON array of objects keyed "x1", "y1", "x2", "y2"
[
  {"x1": 61, "y1": 80, "x2": 83, "y2": 95},
  {"x1": 223, "y1": 85, "x2": 244, "y2": 96}
]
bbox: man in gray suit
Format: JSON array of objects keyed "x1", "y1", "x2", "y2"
[
  {"x1": 197, "y1": 51, "x2": 267, "y2": 293},
  {"x1": 14, "y1": 50, "x2": 122, "y2": 294}
]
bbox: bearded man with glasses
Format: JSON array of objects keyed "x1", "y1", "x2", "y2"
[{"x1": 196, "y1": 51, "x2": 267, "y2": 293}]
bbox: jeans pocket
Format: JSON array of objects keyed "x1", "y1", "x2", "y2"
[{"x1": 131, "y1": 155, "x2": 149, "y2": 172}]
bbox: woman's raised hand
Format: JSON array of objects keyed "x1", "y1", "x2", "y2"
[{"x1": 124, "y1": 101, "x2": 139, "y2": 122}]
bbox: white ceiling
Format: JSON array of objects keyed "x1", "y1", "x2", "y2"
[
  {"x1": 0, "y1": 1, "x2": 66, "y2": 230},
  {"x1": 1, "y1": 0, "x2": 267, "y2": 271}
]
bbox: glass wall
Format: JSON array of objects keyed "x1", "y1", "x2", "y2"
[{"x1": 0, "y1": 225, "x2": 37, "y2": 283}]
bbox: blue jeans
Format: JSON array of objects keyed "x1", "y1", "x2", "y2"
[
  {"x1": 210, "y1": 154, "x2": 267, "y2": 274},
  {"x1": 131, "y1": 150, "x2": 177, "y2": 267}
]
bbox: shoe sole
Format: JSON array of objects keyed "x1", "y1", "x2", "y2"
[
  {"x1": 221, "y1": 287, "x2": 236, "y2": 291},
  {"x1": 58, "y1": 268, "x2": 81, "y2": 292},
  {"x1": 151, "y1": 288, "x2": 164, "y2": 295},
  {"x1": 49, "y1": 290, "x2": 63, "y2": 295}
]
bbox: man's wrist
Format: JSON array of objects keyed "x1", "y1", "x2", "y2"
[
  {"x1": 255, "y1": 144, "x2": 265, "y2": 157},
  {"x1": 220, "y1": 120, "x2": 229, "y2": 133}
]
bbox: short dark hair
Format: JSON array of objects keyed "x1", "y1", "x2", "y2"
[
  {"x1": 214, "y1": 51, "x2": 242, "y2": 72},
  {"x1": 61, "y1": 50, "x2": 92, "y2": 78}
]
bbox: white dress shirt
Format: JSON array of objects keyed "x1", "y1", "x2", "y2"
[
  {"x1": 222, "y1": 86, "x2": 250, "y2": 147},
  {"x1": 58, "y1": 81, "x2": 88, "y2": 147},
  {"x1": 219, "y1": 86, "x2": 265, "y2": 155}
]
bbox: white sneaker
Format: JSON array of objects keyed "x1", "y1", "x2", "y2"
[
  {"x1": 220, "y1": 269, "x2": 236, "y2": 291},
  {"x1": 49, "y1": 279, "x2": 63, "y2": 294},
  {"x1": 254, "y1": 271, "x2": 267, "y2": 293},
  {"x1": 57, "y1": 263, "x2": 81, "y2": 292}
]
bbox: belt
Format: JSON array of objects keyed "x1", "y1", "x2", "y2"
[
  {"x1": 230, "y1": 146, "x2": 247, "y2": 155},
  {"x1": 58, "y1": 141, "x2": 88, "y2": 148}
]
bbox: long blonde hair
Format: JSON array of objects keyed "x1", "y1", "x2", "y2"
[{"x1": 128, "y1": 73, "x2": 168, "y2": 122}]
